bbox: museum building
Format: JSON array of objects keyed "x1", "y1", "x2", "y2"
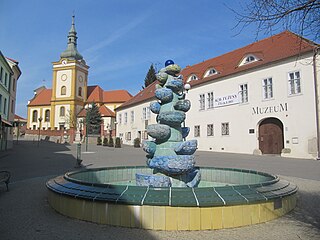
[{"x1": 116, "y1": 31, "x2": 320, "y2": 159}]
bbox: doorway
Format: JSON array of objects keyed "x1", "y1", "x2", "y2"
[{"x1": 259, "y1": 118, "x2": 284, "y2": 154}]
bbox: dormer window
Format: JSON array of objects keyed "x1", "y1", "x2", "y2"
[
  {"x1": 187, "y1": 74, "x2": 198, "y2": 82},
  {"x1": 239, "y1": 54, "x2": 259, "y2": 66},
  {"x1": 204, "y1": 68, "x2": 218, "y2": 78}
]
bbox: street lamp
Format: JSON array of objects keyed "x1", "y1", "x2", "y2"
[
  {"x1": 37, "y1": 116, "x2": 43, "y2": 147},
  {"x1": 84, "y1": 104, "x2": 92, "y2": 152}
]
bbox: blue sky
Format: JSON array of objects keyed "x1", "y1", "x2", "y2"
[{"x1": 0, "y1": 0, "x2": 266, "y2": 118}]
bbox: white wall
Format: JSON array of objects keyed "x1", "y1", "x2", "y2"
[
  {"x1": 186, "y1": 54, "x2": 317, "y2": 159},
  {"x1": 117, "y1": 101, "x2": 156, "y2": 145}
]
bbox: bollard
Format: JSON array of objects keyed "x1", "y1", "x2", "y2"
[{"x1": 76, "y1": 143, "x2": 82, "y2": 168}]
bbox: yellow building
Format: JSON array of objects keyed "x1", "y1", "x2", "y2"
[{"x1": 27, "y1": 16, "x2": 132, "y2": 138}]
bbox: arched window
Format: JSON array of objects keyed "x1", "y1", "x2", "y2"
[
  {"x1": 187, "y1": 74, "x2": 198, "y2": 82},
  {"x1": 60, "y1": 106, "x2": 65, "y2": 117},
  {"x1": 32, "y1": 110, "x2": 38, "y2": 122},
  {"x1": 204, "y1": 68, "x2": 218, "y2": 78},
  {"x1": 239, "y1": 54, "x2": 259, "y2": 66},
  {"x1": 45, "y1": 110, "x2": 50, "y2": 122},
  {"x1": 78, "y1": 87, "x2": 82, "y2": 96},
  {"x1": 61, "y1": 86, "x2": 66, "y2": 95}
]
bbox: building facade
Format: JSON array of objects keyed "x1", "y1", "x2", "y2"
[
  {"x1": 27, "y1": 16, "x2": 132, "y2": 141},
  {"x1": 116, "y1": 31, "x2": 320, "y2": 159},
  {"x1": 0, "y1": 51, "x2": 21, "y2": 150}
]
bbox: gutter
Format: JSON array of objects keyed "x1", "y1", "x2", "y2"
[{"x1": 313, "y1": 46, "x2": 320, "y2": 160}]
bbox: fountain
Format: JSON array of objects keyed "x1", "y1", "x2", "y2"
[
  {"x1": 136, "y1": 60, "x2": 200, "y2": 188},
  {"x1": 47, "y1": 61, "x2": 297, "y2": 230}
]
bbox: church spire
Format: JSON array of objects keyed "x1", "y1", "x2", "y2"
[{"x1": 60, "y1": 15, "x2": 83, "y2": 61}]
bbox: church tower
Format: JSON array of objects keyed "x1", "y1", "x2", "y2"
[{"x1": 51, "y1": 15, "x2": 89, "y2": 130}]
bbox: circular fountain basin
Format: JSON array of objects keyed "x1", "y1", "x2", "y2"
[{"x1": 47, "y1": 166, "x2": 297, "y2": 230}]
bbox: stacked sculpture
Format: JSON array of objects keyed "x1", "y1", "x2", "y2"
[{"x1": 136, "y1": 60, "x2": 201, "y2": 187}]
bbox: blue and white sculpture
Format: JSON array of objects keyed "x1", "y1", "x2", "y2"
[{"x1": 136, "y1": 60, "x2": 201, "y2": 187}]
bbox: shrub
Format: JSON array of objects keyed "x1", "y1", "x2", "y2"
[
  {"x1": 97, "y1": 137, "x2": 102, "y2": 145},
  {"x1": 115, "y1": 137, "x2": 121, "y2": 148},
  {"x1": 108, "y1": 137, "x2": 114, "y2": 147},
  {"x1": 103, "y1": 137, "x2": 108, "y2": 146},
  {"x1": 134, "y1": 138, "x2": 141, "y2": 148}
]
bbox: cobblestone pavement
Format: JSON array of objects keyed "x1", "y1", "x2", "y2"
[{"x1": 0, "y1": 140, "x2": 319, "y2": 240}]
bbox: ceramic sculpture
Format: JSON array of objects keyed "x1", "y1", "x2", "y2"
[{"x1": 136, "y1": 60, "x2": 201, "y2": 187}]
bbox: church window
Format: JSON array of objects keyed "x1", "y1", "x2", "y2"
[
  {"x1": 60, "y1": 106, "x2": 65, "y2": 117},
  {"x1": 61, "y1": 86, "x2": 66, "y2": 95},
  {"x1": 32, "y1": 110, "x2": 38, "y2": 122},
  {"x1": 78, "y1": 87, "x2": 82, "y2": 96},
  {"x1": 45, "y1": 110, "x2": 50, "y2": 122}
]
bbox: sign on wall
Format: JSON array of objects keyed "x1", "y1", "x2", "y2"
[{"x1": 214, "y1": 94, "x2": 239, "y2": 107}]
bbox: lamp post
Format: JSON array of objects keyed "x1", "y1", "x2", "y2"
[
  {"x1": 37, "y1": 116, "x2": 43, "y2": 147},
  {"x1": 85, "y1": 104, "x2": 92, "y2": 152}
]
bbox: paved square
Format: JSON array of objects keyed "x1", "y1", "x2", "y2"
[{"x1": 0, "y1": 140, "x2": 319, "y2": 239}]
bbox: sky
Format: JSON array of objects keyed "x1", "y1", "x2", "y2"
[{"x1": 0, "y1": 0, "x2": 267, "y2": 118}]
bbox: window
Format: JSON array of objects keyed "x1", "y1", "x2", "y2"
[
  {"x1": 4, "y1": 73, "x2": 8, "y2": 86},
  {"x1": 221, "y1": 122, "x2": 230, "y2": 136},
  {"x1": 32, "y1": 110, "x2": 38, "y2": 122},
  {"x1": 45, "y1": 110, "x2": 50, "y2": 122},
  {"x1": 118, "y1": 113, "x2": 122, "y2": 124},
  {"x1": 204, "y1": 68, "x2": 217, "y2": 78},
  {"x1": 126, "y1": 132, "x2": 132, "y2": 140},
  {"x1": 239, "y1": 54, "x2": 259, "y2": 66},
  {"x1": 207, "y1": 92, "x2": 214, "y2": 109},
  {"x1": 288, "y1": 71, "x2": 301, "y2": 95},
  {"x1": 199, "y1": 94, "x2": 205, "y2": 110},
  {"x1": 0, "y1": 67, "x2": 2, "y2": 81},
  {"x1": 207, "y1": 124, "x2": 214, "y2": 136},
  {"x1": 60, "y1": 106, "x2": 65, "y2": 117},
  {"x1": 245, "y1": 55, "x2": 255, "y2": 63},
  {"x1": 124, "y1": 112, "x2": 128, "y2": 124},
  {"x1": 131, "y1": 111, "x2": 134, "y2": 123},
  {"x1": 78, "y1": 87, "x2": 82, "y2": 96},
  {"x1": 143, "y1": 131, "x2": 148, "y2": 140},
  {"x1": 13, "y1": 78, "x2": 16, "y2": 91},
  {"x1": 194, "y1": 125, "x2": 200, "y2": 137},
  {"x1": 0, "y1": 94, "x2": 2, "y2": 112},
  {"x1": 61, "y1": 86, "x2": 66, "y2": 95},
  {"x1": 239, "y1": 83, "x2": 248, "y2": 103},
  {"x1": 143, "y1": 107, "x2": 150, "y2": 120},
  {"x1": 187, "y1": 74, "x2": 198, "y2": 82},
  {"x1": 3, "y1": 98, "x2": 7, "y2": 114},
  {"x1": 11, "y1": 100, "x2": 14, "y2": 113},
  {"x1": 262, "y1": 77, "x2": 273, "y2": 99}
]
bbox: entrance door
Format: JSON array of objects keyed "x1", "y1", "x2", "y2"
[{"x1": 259, "y1": 118, "x2": 284, "y2": 154}]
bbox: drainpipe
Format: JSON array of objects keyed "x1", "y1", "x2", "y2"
[{"x1": 313, "y1": 46, "x2": 320, "y2": 160}]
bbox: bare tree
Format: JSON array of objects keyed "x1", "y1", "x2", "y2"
[{"x1": 230, "y1": 0, "x2": 320, "y2": 41}]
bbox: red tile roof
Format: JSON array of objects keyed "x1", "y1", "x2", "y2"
[
  {"x1": 14, "y1": 114, "x2": 26, "y2": 121},
  {"x1": 5, "y1": 57, "x2": 19, "y2": 64},
  {"x1": 86, "y1": 85, "x2": 132, "y2": 103},
  {"x1": 99, "y1": 105, "x2": 115, "y2": 117},
  {"x1": 28, "y1": 89, "x2": 52, "y2": 106},
  {"x1": 103, "y1": 90, "x2": 132, "y2": 103},
  {"x1": 116, "y1": 81, "x2": 157, "y2": 110},
  {"x1": 117, "y1": 31, "x2": 318, "y2": 110},
  {"x1": 87, "y1": 85, "x2": 104, "y2": 103},
  {"x1": 77, "y1": 105, "x2": 115, "y2": 118},
  {"x1": 28, "y1": 85, "x2": 132, "y2": 106},
  {"x1": 181, "y1": 31, "x2": 317, "y2": 88}
]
